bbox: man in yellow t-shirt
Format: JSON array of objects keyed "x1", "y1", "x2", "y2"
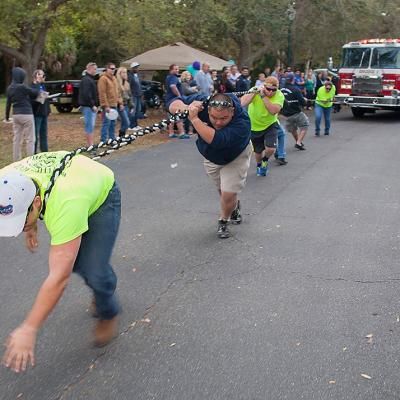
[
  {"x1": 315, "y1": 80, "x2": 336, "y2": 136},
  {"x1": 0, "y1": 151, "x2": 121, "y2": 373},
  {"x1": 241, "y1": 76, "x2": 284, "y2": 176}
]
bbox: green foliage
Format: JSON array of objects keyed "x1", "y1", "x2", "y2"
[{"x1": 1, "y1": 0, "x2": 400, "y2": 81}]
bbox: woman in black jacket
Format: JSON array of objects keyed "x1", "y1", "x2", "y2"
[{"x1": 5, "y1": 67, "x2": 39, "y2": 161}]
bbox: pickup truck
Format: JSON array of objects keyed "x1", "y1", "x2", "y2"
[
  {"x1": 45, "y1": 71, "x2": 163, "y2": 113},
  {"x1": 45, "y1": 79, "x2": 80, "y2": 113}
]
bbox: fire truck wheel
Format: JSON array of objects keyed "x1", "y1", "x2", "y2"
[{"x1": 351, "y1": 108, "x2": 365, "y2": 118}]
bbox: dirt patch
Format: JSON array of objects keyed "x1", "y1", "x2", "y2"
[{"x1": 0, "y1": 108, "x2": 172, "y2": 168}]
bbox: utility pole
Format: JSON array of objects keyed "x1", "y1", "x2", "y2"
[{"x1": 286, "y1": 2, "x2": 296, "y2": 67}]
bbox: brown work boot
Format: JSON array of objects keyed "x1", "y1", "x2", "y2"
[{"x1": 94, "y1": 316, "x2": 119, "y2": 347}]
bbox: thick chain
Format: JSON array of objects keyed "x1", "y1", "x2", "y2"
[{"x1": 38, "y1": 89, "x2": 258, "y2": 219}]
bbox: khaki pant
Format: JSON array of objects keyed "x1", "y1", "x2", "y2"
[
  {"x1": 203, "y1": 143, "x2": 252, "y2": 193},
  {"x1": 12, "y1": 114, "x2": 35, "y2": 161}
]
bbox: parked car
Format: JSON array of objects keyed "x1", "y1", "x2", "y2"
[
  {"x1": 45, "y1": 79, "x2": 80, "y2": 113},
  {"x1": 45, "y1": 68, "x2": 163, "y2": 113}
]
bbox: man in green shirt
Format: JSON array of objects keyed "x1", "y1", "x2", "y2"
[
  {"x1": 315, "y1": 80, "x2": 336, "y2": 136},
  {"x1": 241, "y1": 76, "x2": 285, "y2": 176},
  {"x1": 0, "y1": 152, "x2": 121, "y2": 373}
]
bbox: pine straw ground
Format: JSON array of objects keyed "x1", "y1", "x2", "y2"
[{"x1": 0, "y1": 106, "x2": 171, "y2": 168}]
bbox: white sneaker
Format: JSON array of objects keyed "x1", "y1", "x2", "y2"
[
  {"x1": 127, "y1": 127, "x2": 135, "y2": 131},
  {"x1": 133, "y1": 125, "x2": 143, "y2": 131}
]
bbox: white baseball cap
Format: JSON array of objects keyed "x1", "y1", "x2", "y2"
[
  {"x1": 105, "y1": 108, "x2": 119, "y2": 120},
  {"x1": 130, "y1": 62, "x2": 140, "y2": 68},
  {"x1": 0, "y1": 171, "x2": 37, "y2": 237}
]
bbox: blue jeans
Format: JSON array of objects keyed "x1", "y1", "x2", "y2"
[
  {"x1": 315, "y1": 104, "x2": 332, "y2": 134},
  {"x1": 34, "y1": 115, "x2": 48, "y2": 153},
  {"x1": 73, "y1": 182, "x2": 121, "y2": 320},
  {"x1": 118, "y1": 106, "x2": 130, "y2": 134},
  {"x1": 81, "y1": 106, "x2": 97, "y2": 134},
  {"x1": 276, "y1": 123, "x2": 286, "y2": 158},
  {"x1": 101, "y1": 109, "x2": 116, "y2": 142},
  {"x1": 129, "y1": 96, "x2": 143, "y2": 128}
]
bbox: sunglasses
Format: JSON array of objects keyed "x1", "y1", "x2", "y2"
[
  {"x1": 265, "y1": 87, "x2": 277, "y2": 92},
  {"x1": 108, "y1": 67, "x2": 116, "y2": 71}
]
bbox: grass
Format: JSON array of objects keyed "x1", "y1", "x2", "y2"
[{"x1": 0, "y1": 103, "x2": 169, "y2": 169}]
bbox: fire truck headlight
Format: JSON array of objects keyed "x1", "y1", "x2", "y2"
[{"x1": 391, "y1": 89, "x2": 399, "y2": 98}]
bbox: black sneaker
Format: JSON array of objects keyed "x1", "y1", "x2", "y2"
[
  {"x1": 276, "y1": 158, "x2": 288, "y2": 165},
  {"x1": 230, "y1": 200, "x2": 242, "y2": 224},
  {"x1": 217, "y1": 219, "x2": 230, "y2": 238},
  {"x1": 295, "y1": 143, "x2": 306, "y2": 150}
]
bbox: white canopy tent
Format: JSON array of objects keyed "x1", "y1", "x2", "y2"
[{"x1": 121, "y1": 42, "x2": 230, "y2": 71}]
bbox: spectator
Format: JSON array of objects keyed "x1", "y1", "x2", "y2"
[
  {"x1": 31, "y1": 69, "x2": 50, "y2": 153},
  {"x1": 315, "y1": 80, "x2": 336, "y2": 136},
  {"x1": 78, "y1": 62, "x2": 98, "y2": 147},
  {"x1": 217, "y1": 69, "x2": 235, "y2": 93},
  {"x1": 180, "y1": 71, "x2": 198, "y2": 135},
  {"x1": 0, "y1": 151, "x2": 121, "y2": 372},
  {"x1": 164, "y1": 64, "x2": 189, "y2": 139},
  {"x1": 279, "y1": 69, "x2": 288, "y2": 89},
  {"x1": 304, "y1": 70, "x2": 315, "y2": 110},
  {"x1": 210, "y1": 69, "x2": 219, "y2": 94},
  {"x1": 255, "y1": 73, "x2": 266, "y2": 87},
  {"x1": 116, "y1": 67, "x2": 133, "y2": 137},
  {"x1": 98, "y1": 62, "x2": 123, "y2": 142},
  {"x1": 236, "y1": 66, "x2": 252, "y2": 92},
  {"x1": 271, "y1": 66, "x2": 280, "y2": 78},
  {"x1": 281, "y1": 73, "x2": 309, "y2": 150},
  {"x1": 294, "y1": 69, "x2": 305, "y2": 94},
  {"x1": 128, "y1": 62, "x2": 143, "y2": 130},
  {"x1": 264, "y1": 67, "x2": 271, "y2": 77},
  {"x1": 168, "y1": 93, "x2": 252, "y2": 239},
  {"x1": 241, "y1": 76, "x2": 284, "y2": 177},
  {"x1": 196, "y1": 62, "x2": 214, "y2": 96},
  {"x1": 228, "y1": 64, "x2": 241, "y2": 88},
  {"x1": 315, "y1": 71, "x2": 324, "y2": 93},
  {"x1": 5, "y1": 67, "x2": 39, "y2": 161}
]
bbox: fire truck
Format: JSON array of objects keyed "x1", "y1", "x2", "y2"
[{"x1": 334, "y1": 38, "x2": 400, "y2": 117}]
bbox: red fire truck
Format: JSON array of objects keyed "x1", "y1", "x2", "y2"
[{"x1": 334, "y1": 38, "x2": 400, "y2": 117}]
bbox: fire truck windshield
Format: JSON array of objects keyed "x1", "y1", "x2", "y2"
[
  {"x1": 370, "y1": 47, "x2": 400, "y2": 68},
  {"x1": 341, "y1": 48, "x2": 371, "y2": 68}
]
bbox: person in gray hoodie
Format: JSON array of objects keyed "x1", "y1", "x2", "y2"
[{"x1": 5, "y1": 67, "x2": 39, "y2": 161}]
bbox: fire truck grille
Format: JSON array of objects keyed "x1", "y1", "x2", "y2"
[{"x1": 352, "y1": 76, "x2": 382, "y2": 96}]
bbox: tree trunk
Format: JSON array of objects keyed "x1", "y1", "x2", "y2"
[{"x1": 0, "y1": 0, "x2": 70, "y2": 82}]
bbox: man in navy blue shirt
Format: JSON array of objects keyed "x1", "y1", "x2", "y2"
[
  {"x1": 168, "y1": 93, "x2": 252, "y2": 238},
  {"x1": 164, "y1": 64, "x2": 189, "y2": 139}
]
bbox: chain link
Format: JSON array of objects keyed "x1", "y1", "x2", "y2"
[{"x1": 38, "y1": 89, "x2": 258, "y2": 219}]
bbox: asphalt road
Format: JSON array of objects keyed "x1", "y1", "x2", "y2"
[{"x1": 1, "y1": 107, "x2": 400, "y2": 400}]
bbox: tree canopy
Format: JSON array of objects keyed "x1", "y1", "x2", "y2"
[{"x1": 0, "y1": 0, "x2": 399, "y2": 83}]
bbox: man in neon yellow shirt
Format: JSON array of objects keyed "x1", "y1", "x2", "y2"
[
  {"x1": 241, "y1": 76, "x2": 284, "y2": 176},
  {"x1": 0, "y1": 151, "x2": 121, "y2": 373},
  {"x1": 315, "y1": 80, "x2": 336, "y2": 136}
]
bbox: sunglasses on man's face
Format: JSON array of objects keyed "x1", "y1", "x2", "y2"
[{"x1": 265, "y1": 87, "x2": 277, "y2": 92}]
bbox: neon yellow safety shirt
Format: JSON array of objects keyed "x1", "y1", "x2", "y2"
[
  {"x1": 248, "y1": 90, "x2": 285, "y2": 132},
  {"x1": 2, "y1": 151, "x2": 114, "y2": 245},
  {"x1": 315, "y1": 86, "x2": 336, "y2": 108}
]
